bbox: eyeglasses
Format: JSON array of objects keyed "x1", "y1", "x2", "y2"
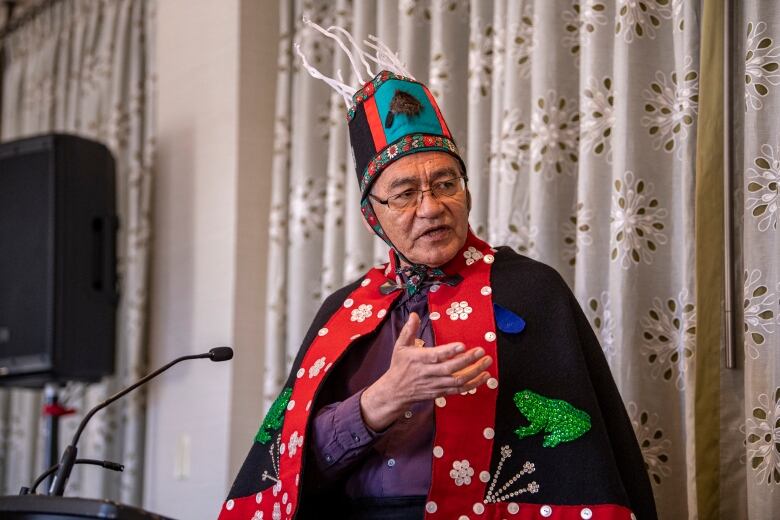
[{"x1": 369, "y1": 176, "x2": 468, "y2": 211}]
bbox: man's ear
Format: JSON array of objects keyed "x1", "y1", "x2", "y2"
[{"x1": 466, "y1": 189, "x2": 472, "y2": 212}]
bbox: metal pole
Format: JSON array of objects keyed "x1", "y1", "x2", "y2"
[
  {"x1": 723, "y1": 0, "x2": 737, "y2": 369},
  {"x1": 42, "y1": 384, "x2": 60, "y2": 491}
]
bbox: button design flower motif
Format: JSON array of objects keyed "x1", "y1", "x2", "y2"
[
  {"x1": 449, "y1": 459, "x2": 475, "y2": 486},
  {"x1": 252, "y1": 511, "x2": 263, "y2": 520},
  {"x1": 287, "y1": 431, "x2": 303, "y2": 457},
  {"x1": 464, "y1": 246, "x2": 484, "y2": 265},
  {"x1": 446, "y1": 301, "x2": 473, "y2": 320},
  {"x1": 350, "y1": 304, "x2": 373, "y2": 322},
  {"x1": 308, "y1": 357, "x2": 326, "y2": 378}
]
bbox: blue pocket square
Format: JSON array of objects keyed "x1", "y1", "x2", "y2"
[{"x1": 493, "y1": 303, "x2": 526, "y2": 334}]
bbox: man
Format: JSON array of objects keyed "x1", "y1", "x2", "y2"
[{"x1": 219, "y1": 24, "x2": 656, "y2": 520}]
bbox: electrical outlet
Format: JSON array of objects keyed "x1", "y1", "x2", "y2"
[{"x1": 174, "y1": 434, "x2": 191, "y2": 480}]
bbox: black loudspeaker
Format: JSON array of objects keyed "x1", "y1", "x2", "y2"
[{"x1": 0, "y1": 134, "x2": 118, "y2": 388}]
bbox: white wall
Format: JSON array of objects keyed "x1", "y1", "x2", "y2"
[{"x1": 145, "y1": 1, "x2": 277, "y2": 518}]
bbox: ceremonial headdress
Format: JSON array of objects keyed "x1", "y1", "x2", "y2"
[{"x1": 295, "y1": 20, "x2": 465, "y2": 248}]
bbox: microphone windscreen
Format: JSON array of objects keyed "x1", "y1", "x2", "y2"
[{"x1": 209, "y1": 346, "x2": 234, "y2": 362}]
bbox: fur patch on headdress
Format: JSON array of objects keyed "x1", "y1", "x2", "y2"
[{"x1": 385, "y1": 90, "x2": 423, "y2": 128}]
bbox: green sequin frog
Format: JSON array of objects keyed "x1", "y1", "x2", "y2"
[
  {"x1": 255, "y1": 387, "x2": 292, "y2": 444},
  {"x1": 513, "y1": 389, "x2": 591, "y2": 448}
]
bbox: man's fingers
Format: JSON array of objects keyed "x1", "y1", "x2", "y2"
[
  {"x1": 458, "y1": 371, "x2": 491, "y2": 393},
  {"x1": 427, "y1": 347, "x2": 485, "y2": 375},
  {"x1": 435, "y1": 370, "x2": 491, "y2": 396},
  {"x1": 449, "y1": 355, "x2": 493, "y2": 386},
  {"x1": 423, "y1": 342, "x2": 466, "y2": 363},
  {"x1": 394, "y1": 312, "x2": 421, "y2": 350}
]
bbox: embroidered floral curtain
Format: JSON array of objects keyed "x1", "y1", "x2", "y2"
[
  {"x1": 732, "y1": 1, "x2": 780, "y2": 518},
  {"x1": 266, "y1": 0, "x2": 699, "y2": 517},
  {"x1": 0, "y1": 0, "x2": 155, "y2": 504}
]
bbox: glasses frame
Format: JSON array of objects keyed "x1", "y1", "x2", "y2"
[{"x1": 368, "y1": 175, "x2": 469, "y2": 211}]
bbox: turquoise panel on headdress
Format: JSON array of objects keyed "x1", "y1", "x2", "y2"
[{"x1": 373, "y1": 80, "x2": 444, "y2": 144}]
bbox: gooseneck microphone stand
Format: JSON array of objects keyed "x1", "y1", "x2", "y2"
[{"x1": 45, "y1": 346, "x2": 234, "y2": 496}]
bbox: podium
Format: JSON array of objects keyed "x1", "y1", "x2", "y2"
[{"x1": 0, "y1": 495, "x2": 176, "y2": 519}]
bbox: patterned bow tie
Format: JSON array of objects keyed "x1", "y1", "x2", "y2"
[{"x1": 380, "y1": 263, "x2": 462, "y2": 296}]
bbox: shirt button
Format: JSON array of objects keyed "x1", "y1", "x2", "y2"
[
  {"x1": 352, "y1": 433, "x2": 360, "y2": 442},
  {"x1": 404, "y1": 410, "x2": 413, "y2": 419},
  {"x1": 324, "y1": 454, "x2": 333, "y2": 463},
  {"x1": 387, "y1": 458, "x2": 396, "y2": 467}
]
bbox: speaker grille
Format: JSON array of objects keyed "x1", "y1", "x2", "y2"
[{"x1": 0, "y1": 151, "x2": 53, "y2": 372}]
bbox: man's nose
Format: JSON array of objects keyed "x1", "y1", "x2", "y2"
[{"x1": 415, "y1": 189, "x2": 445, "y2": 216}]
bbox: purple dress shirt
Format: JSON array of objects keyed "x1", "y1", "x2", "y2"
[{"x1": 308, "y1": 285, "x2": 435, "y2": 498}]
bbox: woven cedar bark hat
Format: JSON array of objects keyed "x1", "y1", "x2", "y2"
[{"x1": 296, "y1": 20, "x2": 466, "y2": 245}]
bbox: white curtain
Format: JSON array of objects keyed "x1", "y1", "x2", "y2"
[
  {"x1": 735, "y1": 2, "x2": 780, "y2": 519},
  {"x1": 0, "y1": 0, "x2": 155, "y2": 504},
  {"x1": 264, "y1": 1, "x2": 699, "y2": 517}
]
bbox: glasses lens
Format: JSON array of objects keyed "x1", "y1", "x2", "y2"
[
  {"x1": 387, "y1": 190, "x2": 418, "y2": 210},
  {"x1": 432, "y1": 177, "x2": 463, "y2": 197}
]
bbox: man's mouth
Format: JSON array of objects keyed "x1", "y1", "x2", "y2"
[{"x1": 417, "y1": 225, "x2": 451, "y2": 240}]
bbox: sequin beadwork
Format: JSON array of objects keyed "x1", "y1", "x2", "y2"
[{"x1": 513, "y1": 389, "x2": 591, "y2": 448}]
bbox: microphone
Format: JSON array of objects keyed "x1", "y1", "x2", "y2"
[
  {"x1": 209, "y1": 346, "x2": 233, "y2": 362},
  {"x1": 46, "y1": 346, "x2": 233, "y2": 496}
]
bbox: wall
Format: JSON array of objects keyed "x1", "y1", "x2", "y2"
[{"x1": 145, "y1": 1, "x2": 277, "y2": 518}]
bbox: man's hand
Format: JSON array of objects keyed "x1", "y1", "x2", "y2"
[{"x1": 359, "y1": 312, "x2": 493, "y2": 432}]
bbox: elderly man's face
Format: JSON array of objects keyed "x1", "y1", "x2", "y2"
[{"x1": 370, "y1": 151, "x2": 469, "y2": 267}]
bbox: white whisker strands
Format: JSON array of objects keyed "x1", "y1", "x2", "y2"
[{"x1": 295, "y1": 18, "x2": 414, "y2": 109}]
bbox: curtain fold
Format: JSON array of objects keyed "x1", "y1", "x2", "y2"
[
  {"x1": 265, "y1": 1, "x2": 701, "y2": 517},
  {"x1": 0, "y1": 0, "x2": 155, "y2": 505},
  {"x1": 693, "y1": 1, "x2": 723, "y2": 518}
]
